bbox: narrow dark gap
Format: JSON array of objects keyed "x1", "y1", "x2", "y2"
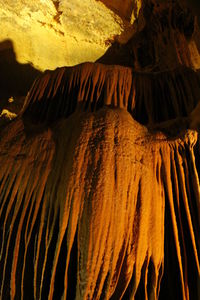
[
  {"x1": 23, "y1": 193, "x2": 44, "y2": 300},
  {"x1": 68, "y1": 85, "x2": 79, "y2": 117},
  {"x1": 157, "y1": 265, "x2": 163, "y2": 296},
  {"x1": 134, "y1": 258, "x2": 147, "y2": 300},
  {"x1": 0, "y1": 174, "x2": 17, "y2": 222},
  {"x1": 90, "y1": 89, "x2": 97, "y2": 111},
  {"x1": 184, "y1": 145, "x2": 200, "y2": 254},
  {"x1": 57, "y1": 73, "x2": 68, "y2": 118},
  {"x1": 193, "y1": 140, "x2": 200, "y2": 183},
  {"x1": 68, "y1": 82, "x2": 79, "y2": 116},
  {"x1": 122, "y1": 267, "x2": 136, "y2": 300},
  {"x1": 110, "y1": 240, "x2": 129, "y2": 300},
  {"x1": 0, "y1": 175, "x2": 17, "y2": 275},
  {"x1": 1, "y1": 193, "x2": 25, "y2": 299},
  {"x1": 99, "y1": 272, "x2": 110, "y2": 300},
  {"x1": 169, "y1": 156, "x2": 186, "y2": 270},
  {"x1": 53, "y1": 226, "x2": 68, "y2": 300},
  {"x1": 175, "y1": 148, "x2": 199, "y2": 300},
  {"x1": 147, "y1": 259, "x2": 155, "y2": 298},
  {"x1": 83, "y1": 76, "x2": 92, "y2": 112},
  {"x1": 96, "y1": 92, "x2": 105, "y2": 111},
  {"x1": 15, "y1": 192, "x2": 35, "y2": 300},
  {"x1": 127, "y1": 76, "x2": 135, "y2": 116},
  {"x1": 35, "y1": 199, "x2": 48, "y2": 299},
  {"x1": 66, "y1": 231, "x2": 78, "y2": 300},
  {"x1": 159, "y1": 181, "x2": 183, "y2": 300},
  {"x1": 41, "y1": 211, "x2": 60, "y2": 299},
  {"x1": 62, "y1": 77, "x2": 70, "y2": 116},
  {"x1": 26, "y1": 196, "x2": 37, "y2": 235},
  {"x1": 122, "y1": 181, "x2": 142, "y2": 299},
  {"x1": 91, "y1": 83, "x2": 101, "y2": 112},
  {"x1": 51, "y1": 74, "x2": 67, "y2": 120},
  {"x1": 0, "y1": 175, "x2": 5, "y2": 195},
  {"x1": 180, "y1": 206, "x2": 199, "y2": 300}
]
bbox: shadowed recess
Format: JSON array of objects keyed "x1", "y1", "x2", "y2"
[{"x1": 0, "y1": 39, "x2": 42, "y2": 112}]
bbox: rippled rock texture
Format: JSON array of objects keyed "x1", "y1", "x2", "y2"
[
  {"x1": 0, "y1": 61, "x2": 200, "y2": 299},
  {"x1": 0, "y1": 0, "x2": 200, "y2": 300}
]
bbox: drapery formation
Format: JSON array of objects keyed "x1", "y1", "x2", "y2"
[
  {"x1": 22, "y1": 63, "x2": 200, "y2": 124},
  {"x1": 0, "y1": 62, "x2": 199, "y2": 299}
]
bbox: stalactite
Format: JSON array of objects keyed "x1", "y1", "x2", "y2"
[{"x1": 22, "y1": 63, "x2": 200, "y2": 125}]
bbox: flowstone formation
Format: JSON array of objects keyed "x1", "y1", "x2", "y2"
[{"x1": 0, "y1": 1, "x2": 200, "y2": 300}]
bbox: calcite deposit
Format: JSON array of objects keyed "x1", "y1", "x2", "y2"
[{"x1": 0, "y1": 0, "x2": 200, "y2": 300}]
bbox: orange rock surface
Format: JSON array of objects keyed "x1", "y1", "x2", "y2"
[
  {"x1": 0, "y1": 1, "x2": 200, "y2": 300},
  {"x1": 0, "y1": 61, "x2": 200, "y2": 299}
]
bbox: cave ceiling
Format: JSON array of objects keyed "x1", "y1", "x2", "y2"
[
  {"x1": 0, "y1": 0, "x2": 127, "y2": 71},
  {"x1": 1, "y1": 0, "x2": 200, "y2": 72}
]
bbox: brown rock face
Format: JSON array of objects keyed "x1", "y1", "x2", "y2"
[
  {"x1": 0, "y1": 1, "x2": 200, "y2": 300},
  {"x1": 22, "y1": 63, "x2": 200, "y2": 125},
  {"x1": 98, "y1": 0, "x2": 200, "y2": 70},
  {"x1": 0, "y1": 61, "x2": 199, "y2": 299}
]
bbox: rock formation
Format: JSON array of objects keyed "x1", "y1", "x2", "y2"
[
  {"x1": 0, "y1": 1, "x2": 200, "y2": 300},
  {"x1": 0, "y1": 0, "x2": 123, "y2": 71}
]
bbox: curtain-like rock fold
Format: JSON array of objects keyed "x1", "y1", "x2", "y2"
[{"x1": 0, "y1": 63, "x2": 199, "y2": 298}]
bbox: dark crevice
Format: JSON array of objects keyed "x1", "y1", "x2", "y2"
[
  {"x1": 41, "y1": 210, "x2": 60, "y2": 299},
  {"x1": 1, "y1": 193, "x2": 26, "y2": 299},
  {"x1": 35, "y1": 190, "x2": 50, "y2": 299},
  {"x1": 175, "y1": 147, "x2": 199, "y2": 300},
  {"x1": 0, "y1": 175, "x2": 17, "y2": 261},
  {"x1": 23, "y1": 191, "x2": 44, "y2": 300},
  {"x1": 147, "y1": 259, "x2": 155, "y2": 298},
  {"x1": 15, "y1": 192, "x2": 34, "y2": 300},
  {"x1": 134, "y1": 258, "x2": 148, "y2": 300},
  {"x1": 159, "y1": 179, "x2": 184, "y2": 300},
  {"x1": 122, "y1": 267, "x2": 136, "y2": 299},
  {"x1": 193, "y1": 139, "x2": 200, "y2": 182},
  {"x1": 53, "y1": 227, "x2": 68, "y2": 300},
  {"x1": 66, "y1": 231, "x2": 78, "y2": 300}
]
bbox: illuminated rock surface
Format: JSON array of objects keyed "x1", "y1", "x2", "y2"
[
  {"x1": 0, "y1": 62, "x2": 200, "y2": 299},
  {"x1": 0, "y1": 1, "x2": 200, "y2": 300},
  {"x1": 0, "y1": 0, "x2": 123, "y2": 71}
]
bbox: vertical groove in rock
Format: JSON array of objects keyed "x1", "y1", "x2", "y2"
[
  {"x1": 0, "y1": 106, "x2": 199, "y2": 299},
  {"x1": 21, "y1": 63, "x2": 200, "y2": 125},
  {"x1": 0, "y1": 2, "x2": 200, "y2": 296}
]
